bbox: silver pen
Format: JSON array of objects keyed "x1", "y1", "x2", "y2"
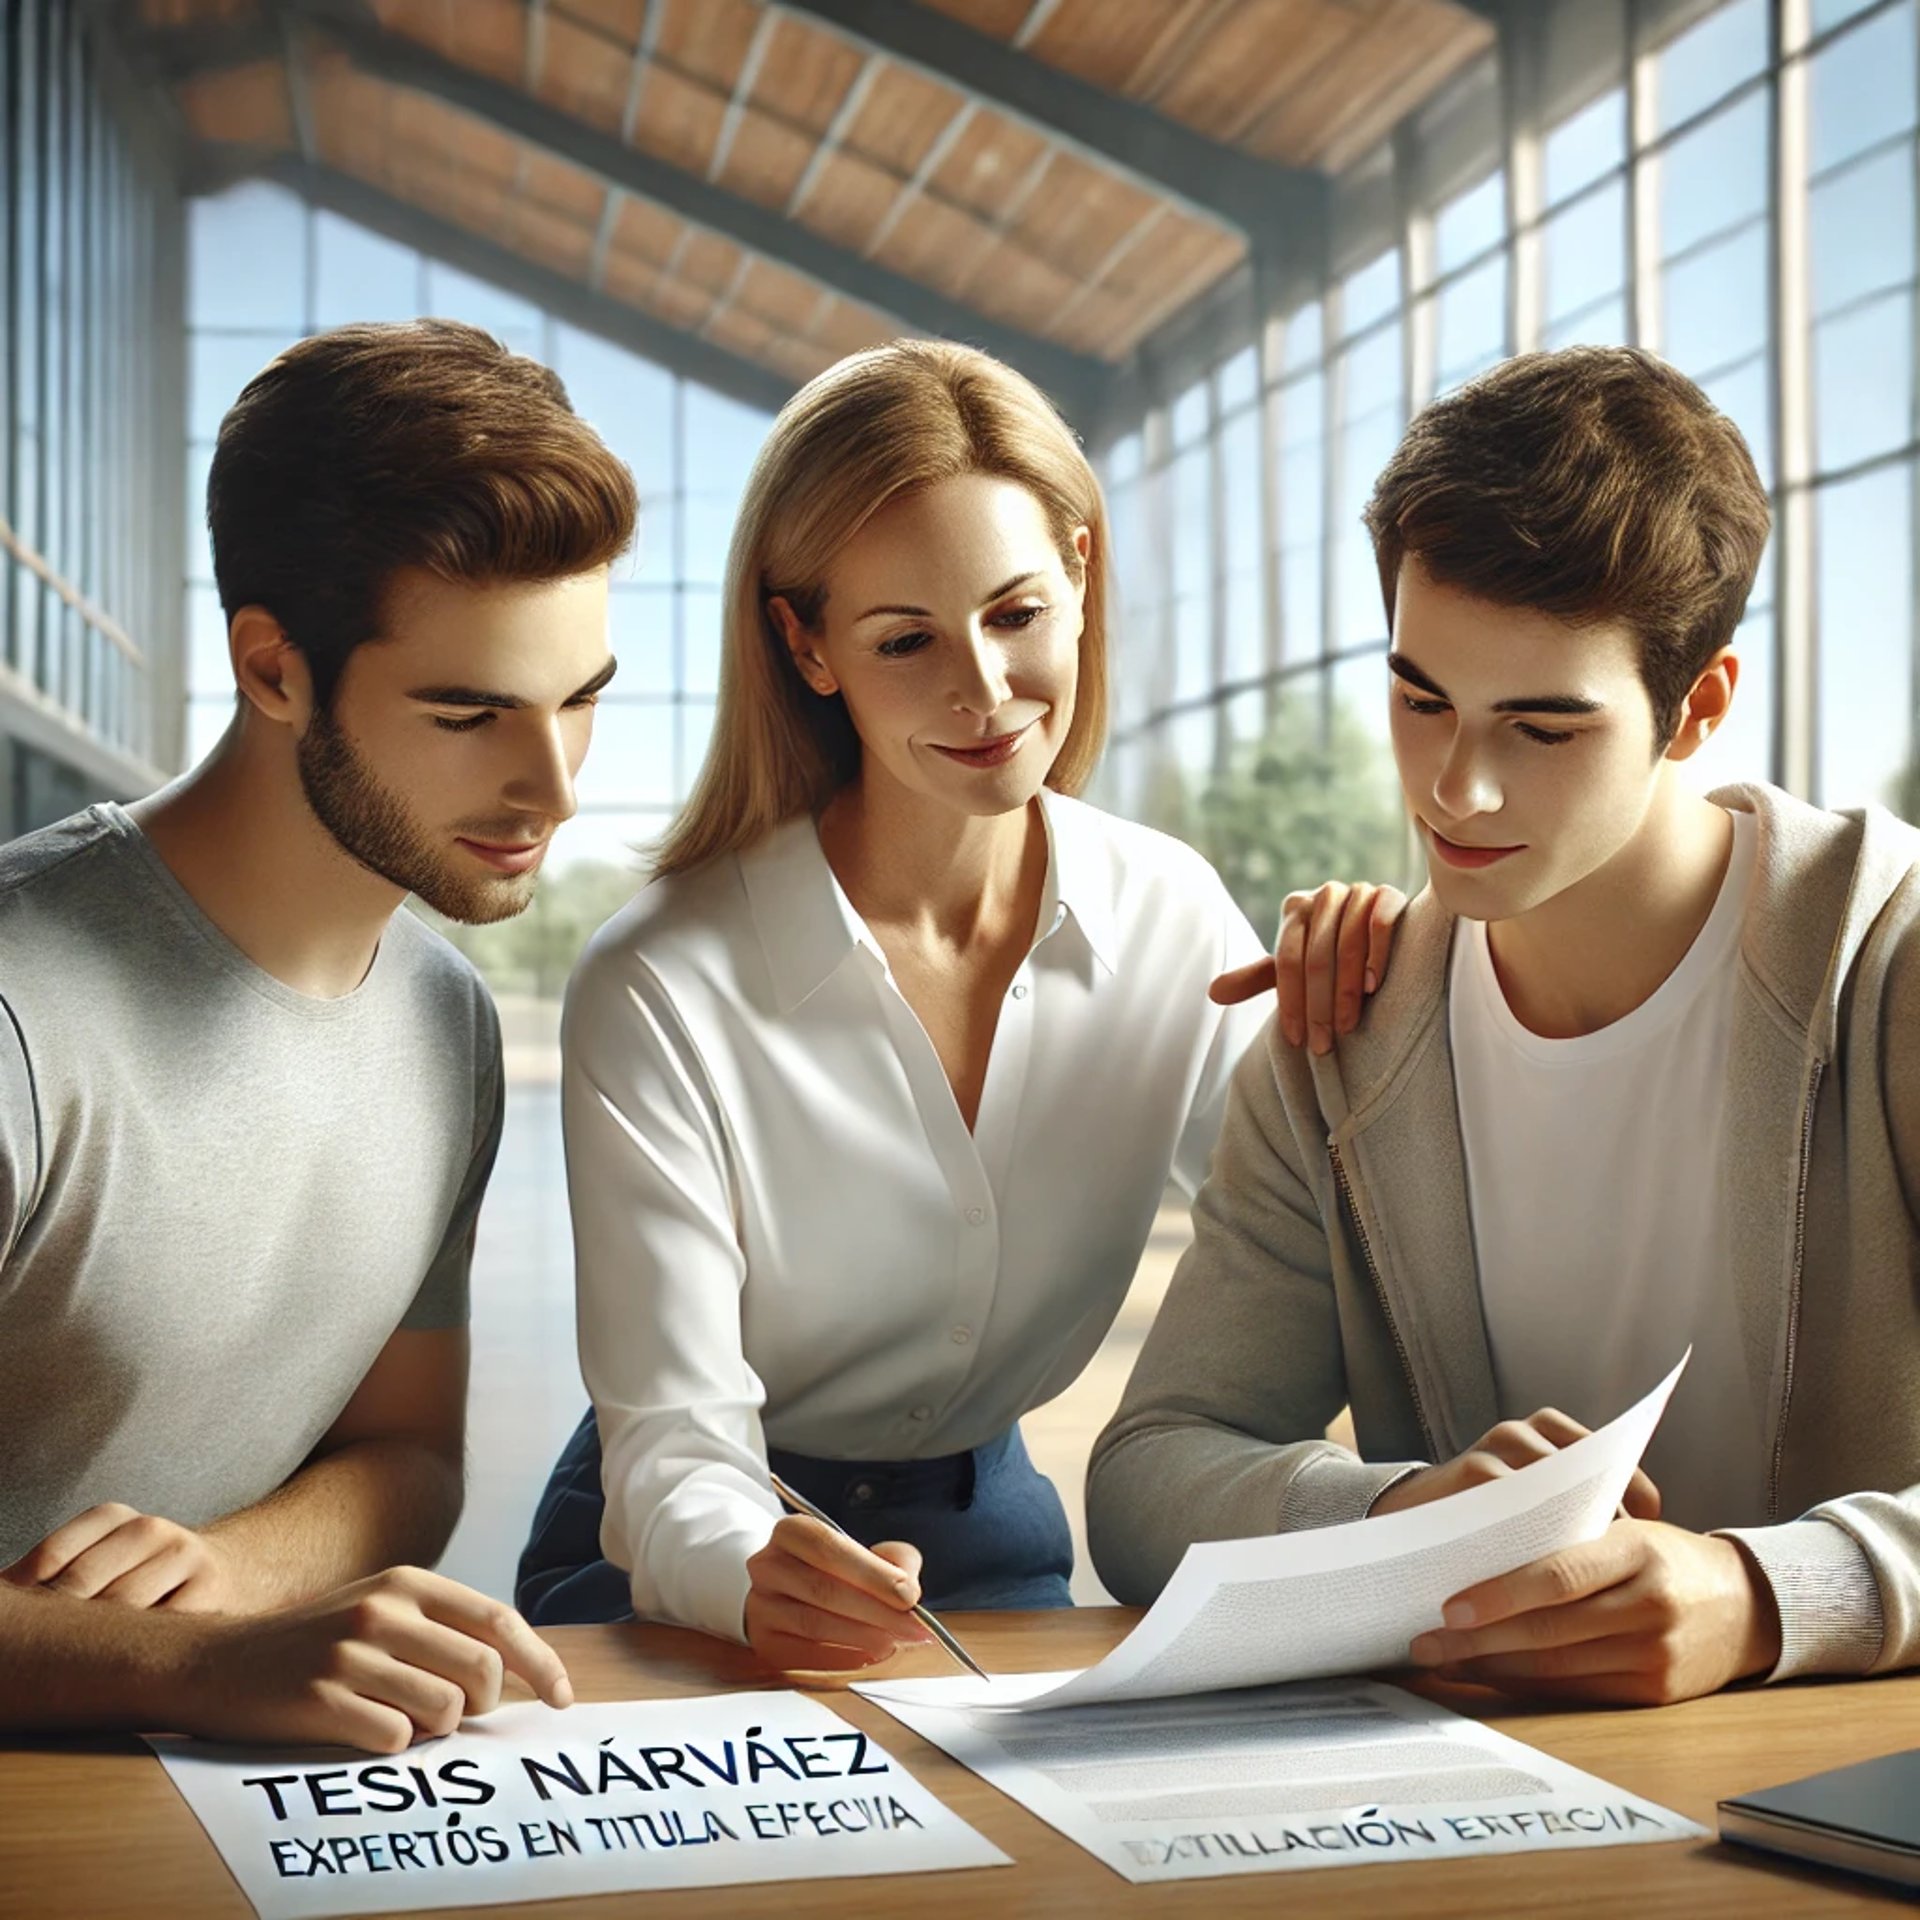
[{"x1": 767, "y1": 1471, "x2": 991, "y2": 1681}]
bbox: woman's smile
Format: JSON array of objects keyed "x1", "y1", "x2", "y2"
[{"x1": 928, "y1": 721, "x2": 1039, "y2": 769}]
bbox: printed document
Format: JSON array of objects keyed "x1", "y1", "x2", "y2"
[
  {"x1": 149, "y1": 1691, "x2": 1007, "y2": 1919},
  {"x1": 864, "y1": 1676, "x2": 1704, "y2": 1883},
  {"x1": 873, "y1": 1352, "x2": 1685, "y2": 1715}
]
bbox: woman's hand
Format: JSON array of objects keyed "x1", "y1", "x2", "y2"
[
  {"x1": 743, "y1": 1515, "x2": 935, "y2": 1672},
  {"x1": 1210, "y1": 882, "x2": 1409, "y2": 1054}
]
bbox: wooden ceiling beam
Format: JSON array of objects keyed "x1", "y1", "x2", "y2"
[
  {"x1": 139, "y1": 16, "x2": 282, "y2": 86},
  {"x1": 774, "y1": 0, "x2": 1326, "y2": 252},
  {"x1": 172, "y1": 0, "x2": 1114, "y2": 419},
  {"x1": 181, "y1": 146, "x2": 804, "y2": 418},
  {"x1": 708, "y1": 6, "x2": 780, "y2": 183},
  {"x1": 589, "y1": 0, "x2": 666, "y2": 292},
  {"x1": 281, "y1": 15, "x2": 319, "y2": 165}
]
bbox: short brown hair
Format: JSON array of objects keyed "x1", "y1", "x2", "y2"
[
  {"x1": 207, "y1": 320, "x2": 637, "y2": 708},
  {"x1": 1364, "y1": 346, "x2": 1770, "y2": 745}
]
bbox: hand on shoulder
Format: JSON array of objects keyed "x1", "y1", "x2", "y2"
[{"x1": 1210, "y1": 881, "x2": 1408, "y2": 1053}]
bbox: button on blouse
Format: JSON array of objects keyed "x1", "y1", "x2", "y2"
[{"x1": 564, "y1": 790, "x2": 1269, "y2": 1640}]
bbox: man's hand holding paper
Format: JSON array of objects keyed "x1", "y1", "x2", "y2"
[
  {"x1": 1365, "y1": 1394, "x2": 1781, "y2": 1705},
  {"x1": 1409, "y1": 1516, "x2": 1783, "y2": 1705},
  {"x1": 1372, "y1": 1408, "x2": 1664, "y2": 1522}
]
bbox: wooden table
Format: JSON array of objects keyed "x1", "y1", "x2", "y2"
[{"x1": 2, "y1": 1608, "x2": 1914, "y2": 1917}]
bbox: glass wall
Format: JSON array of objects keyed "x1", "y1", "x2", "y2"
[
  {"x1": 184, "y1": 183, "x2": 776, "y2": 876},
  {"x1": 2, "y1": 0, "x2": 184, "y2": 835},
  {"x1": 1092, "y1": 0, "x2": 1920, "y2": 924}
]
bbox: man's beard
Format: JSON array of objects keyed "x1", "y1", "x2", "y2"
[{"x1": 296, "y1": 705, "x2": 542, "y2": 926}]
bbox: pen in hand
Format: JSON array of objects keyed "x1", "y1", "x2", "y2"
[{"x1": 766, "y1": 1472, "x2": 991, "y2": 1682}]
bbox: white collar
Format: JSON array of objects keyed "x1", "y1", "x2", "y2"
[{"x1": 738, "y1": 788, "x2": 1119, "y2": 1016}]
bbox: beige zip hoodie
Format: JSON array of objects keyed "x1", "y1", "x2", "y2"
[{"x1": 1089, "y1": 782, "x2": 1920, "y2": 1681}]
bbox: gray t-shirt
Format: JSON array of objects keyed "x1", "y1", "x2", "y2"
[{"x1": 0, "y1": 805, "x2": 503, "y2": 1562}]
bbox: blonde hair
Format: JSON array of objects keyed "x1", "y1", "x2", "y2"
[{"x1": 653, "y1": 339, "x2": 1110, "y2": 877}]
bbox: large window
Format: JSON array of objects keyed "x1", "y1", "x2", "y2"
[
  {"x1": 1432, "y1": 169, "x2": 1509, "y2": 393},
  {"x1": 1804, "y1": 0, "x2": 1920, "y2": 808},
  {"x1": 1543, "y1": 90, "x2": 1630, "y2": 350},
  {"x1": 2, "y1": 0, "x2": 179, "y2": 809},
  {"x1": 184, "y1": 183, "x2": 774, "y2": 874},
  {"x1": 1093, "y1": 0, "x2": 1920, "y2": 902}
]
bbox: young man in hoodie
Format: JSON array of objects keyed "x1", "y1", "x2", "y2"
[{"x1": 1088, "y1": 345, "x2": 1920, "y2": 1705}]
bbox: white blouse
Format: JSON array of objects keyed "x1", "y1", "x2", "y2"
[{"x1": 564, "y1": 790, "x2": 1268, "y2": 1640}]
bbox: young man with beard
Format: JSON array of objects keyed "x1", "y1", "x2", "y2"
[
  {"x1": 1089, "y1": 346, "x2": 1920, "y2": 1705},
  {"x1": 0, "y1": 319, "x2": 634, "y2": 1750}
]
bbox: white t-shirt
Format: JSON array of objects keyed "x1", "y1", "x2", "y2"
[
  {"x1": 565, "y1": 790, "x2": 1270, "y2": 1638},
  {"x1": 1448, "y1": 808, "x2": 1768, "y2": 1531}
]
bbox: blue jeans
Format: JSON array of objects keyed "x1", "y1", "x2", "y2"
[{"x1": 515, "y1": 1412, "x2": 1075, "y2": 1626}]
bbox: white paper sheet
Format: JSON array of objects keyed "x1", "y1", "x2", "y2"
[
  {"x1": 148, "y1": 1692, "x2": 1008, "y2": 1919},
  {"x1": 886, "y1": 1351, "x2": 1686, "y2": 1714},
  {"x1": 863, "y1": 1676, "x2": 1705, "y2": 1883}
]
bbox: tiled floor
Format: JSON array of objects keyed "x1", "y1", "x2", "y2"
[{"x1": 440, "y1": 1003, "x2": 1194, "y2": 1610}]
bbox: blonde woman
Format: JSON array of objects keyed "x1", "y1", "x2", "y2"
[{"x1": 518, "y1": 342, "x2": 1402, "y2": 1668}]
